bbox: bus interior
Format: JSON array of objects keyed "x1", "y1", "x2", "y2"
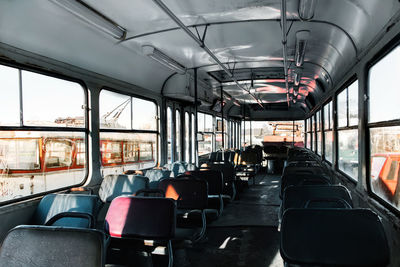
[{"x1": 0, "y1": 0, "x2": 400, "y2": 266}]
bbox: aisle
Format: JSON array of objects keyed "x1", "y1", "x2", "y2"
[{"x1": 174, "y1": 173, "x2": 284, "y2": 267}]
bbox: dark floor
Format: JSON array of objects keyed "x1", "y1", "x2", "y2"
[{"x1": 174, "y1": 173, "x2": 283, "y2": 267}]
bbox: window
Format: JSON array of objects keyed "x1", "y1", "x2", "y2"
[
  {"x1": 175, "y1": 110, "x2": 181, "y2": 161},
  {"x1": 369, "y1": 46, "x2": 400, "y2": 209},
  {"x1": 337, "y1": 80, "x2": 359, "y2": 180},
  {"x1": 323, "y1": 101, "x2": 333, "y2": 163},
  {"x1": 185, "y1": 112, "x2": 190, "y2": 161},
  {"x1": 45, "y1": 139, "x2": 73, "y2": 168},
  {"x1": 198, "y1": 112, "x2": 213, "y2": 156},
  {"x1": 191, "y1": 113, "x2": 195, "y2": 163},
  {"x1": 216, "y1": 117, "x2": 228, "y2": 150},
  {"x1": 305, "y1": 117, "x2": 312, "y2": 149},
  {"x1": 100, "y1": 90, "x2": 158, "y2": 173},
  {"x1": 167, "y1": 107, "x2": 172, "y2": 163},
  {"x1": 0, "y1": 65, "x2": 87, "y2": 203},
  {"x1": 315, "y1": 111, "x2": 322, "y2": 155}
]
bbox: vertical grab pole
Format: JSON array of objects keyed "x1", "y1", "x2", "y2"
[
  {"x1": 194, "y1": 68, "x2": 199, "y2": 167},
  {"x1": 221, "y1": 86, "x2": 225, "y2": 152},
  {"x1": 292, "y1": 120, "x2": 295, "y2": 147}
]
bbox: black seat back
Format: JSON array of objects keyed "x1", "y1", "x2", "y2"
[
  {"x1": 185, "y1": 170, "x2": 223, "y2": 195},
  {"x1": 282, "y1": 185, "x2": 353, "y2": 213},
  {"x1": 105, "y1": 196, "x2": 176, "y2": 239},
  {"x1": 0, "y1": 225, "x2": 104, "y2": 267},
  {"x1": 280, "y1": 209, "x2": 390, "y2": 267},
  {"x1": 280, "y1": 173, "x2": 332, "y2": 198},
  {"x1": 159, "y1": 178, "x2": 208, "y2": 210}
]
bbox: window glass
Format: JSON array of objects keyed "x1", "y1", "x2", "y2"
[
  {"x1": 100, "y1": 132, "x2": 156, "y2": 175},
  {"x1": 324, "y1": 102, "x2": 331, "y2": 130},
  {"x1": 337, "y1": 89, "x2": 347, "y2": 128},
  {"x1": 132, "y1": 98, "x2": 157, "y2": 130},
  {"x1": 185, "y1": 112, "x2": 190, "y2": 161},
  {"x1": 45, "y1": 139, "x2": 73, "y2": 168},
  {"x1": 0, "y1": 65, "x2": 20, "y2": 126},
  {"x1": 0, "y1": 131, "x2": 86, "y2": 202},
  {"x1": 176, "y1": 110, "x2": 181, "y2": 161},
  {"x1": 197, "y1": 113, "x2": 205, "y2": 132},
  {"x1": 198, "y1": 133, "x2": 212, "y2": 156},
  {"x1": 348, "y1": 81, "x2": 358, "y2": 126},
  {"x1": 124, "y1": 142, "x2": 139, "y2": 163},
  {"x1": 244, "y1": 121, "x2": 251, "y2": 146},
  {"x1": 306, "y1": 133, "x2": 311, "y2": 149},
  {"x1": 204, "y1": 114, "x2": 213, "y2": 132},
  {"x1": 100, "y1": 90, "x2": 130, "y2": 129},
  {"x1": 22, "y1": 71, "x2": 85, "y2": 128},
  {"x1": 370, "y1": 126, "x2": 400, "y2": 207},
  {"x1": 167, "y1": 107, "x2": 172, "y2": 163},
  {"x1": 369, "y1": 46, "x2": 400, "y2": 123},
  {"x1": 316, "y1": 111, "x2": 320, "y2": 131},
  {"x1": 317, "y1": 132, "x2": 322, "y2": 155},
  {"x1": 191, "y1": 113, "x2": 195, "y2": 163},
  {"x1": 338, "y1": 129, "x2": 358, "y2": 179},
  {"x1": 324, "y1": 131, "x2": 333, "y2": 162}
]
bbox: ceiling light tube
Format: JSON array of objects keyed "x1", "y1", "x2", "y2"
[
  {"x1": 298, "y1": 0, "x2": 316, "y2": 21},
  {"x1": 293, "y1": 86, "x2": 299, "y2": 97},
  {"x1": 142, "y1": 45, "x2": 186, "y2": 74},
  {"x1": 295, "y1": 30, "x2": 310, "y2": 67},
  {"x1": 294, "y1": 72, "x2": 301, "y2": 86},
  {"x1": 50, "y1": 0, "x2": 126, "y2": 39}
]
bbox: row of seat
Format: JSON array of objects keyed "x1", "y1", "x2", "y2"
[
  {"x1": 0, "y1": 160, "x2": 238, "y2": 266},
  {"x1": 279, "y1": 147, "x2": 390, "y2": 267}
]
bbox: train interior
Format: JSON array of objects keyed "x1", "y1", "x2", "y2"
[{"x1": 1, "y1": 0, "x2": 400, "y2": 266}]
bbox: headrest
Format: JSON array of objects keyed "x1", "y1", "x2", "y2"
[
  {"x1": 105, "y1": 196, "x2": 176, "y2": 239},
  {"x1": 280, "y1": 209, "x2": 390, "y2": 266},
  {"x1": 0, "y1": 225, "x2": 104, "y2": 267},
  {"x1": 144, "y1": 169, "x2": 171, "y2": 181},
  {"x1": 159, "y1": 178, "x2": 208, "y2": 209},
  {"x1": 99, "y1": 174, "x2": 149, "y2": 202},
  {"x1": 280, "y1": 173, "x2": 332, "y2": 198},
  {"x1": 185, "y1": 170, "x2": 223, "y2": 195},
  {"x1": 32, "y1": 193, "x2": 100, "y2": 228},
  {"x1": 282, "y1": 185, "x2": 353, "y2": 212}
]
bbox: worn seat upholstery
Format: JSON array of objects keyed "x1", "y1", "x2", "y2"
[
  {"x1": 105, "y1": 196, "x2": 176, "y2": 267},
  {"x1": 99, "y1": 174, "x2": 149, "y2": 203},
  {"x1": 144, "y1": 168, "x2": 171, "y2": 189},
  {"x1": 32, "y1": 193, "x2": 100, "y2": 228},
  {"x1": 280, "y1": 209, "x2": 390, "y2": 267},
  {"x1": 0, "y1": 225, "x2": 105, "y2": 267}
]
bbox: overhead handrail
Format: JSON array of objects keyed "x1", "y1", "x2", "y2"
[{"x1": 152, "y1": 0, "x2": 264, "y2": 108}]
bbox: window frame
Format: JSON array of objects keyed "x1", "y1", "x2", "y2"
[
  {"x1": 0, "y1": 61, "x2": 89, "y2": 206},
  {"x1": 336, "y1": 77, "x2": 359, "y2": 182},
  {"x1": 100, "y1": 87, "x2": 159, "y2": 169},
  {"x1": 366, "y1": 41, "x2": 400, "y2": 214}
]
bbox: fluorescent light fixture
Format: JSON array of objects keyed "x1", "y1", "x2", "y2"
[
  {"x1": 50, "y1": 0, "x2": 126, "y2": 39},
  {"x1": 295, "y1": 30, "x2": 310, "y2": 67},
  {"x1": 233, "y1": 100, "x2": 241, "y2": 107},
  {"x1": 294, "y1": 72, "x2": 301, "y2": 86},
  {"x1": 293, "y1": 86, "x2": 299, "y2": 97},
  {"x1": 298, "y1": 0, "x2": 316, "y2": 21},
  {"x1": 142, "y1": 45, "x2": 186, "y2": 74}
]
